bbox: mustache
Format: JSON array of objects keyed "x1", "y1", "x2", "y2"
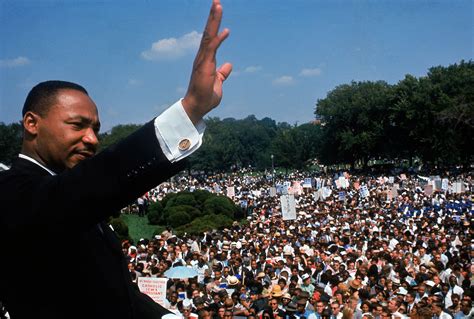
[{"x1": 75, "y1": 148, "x2": 96, "y2": 158}]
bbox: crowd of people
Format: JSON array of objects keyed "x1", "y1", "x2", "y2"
[{"x1": 123, "y1": 168, "x2": 473, "y2": 319}]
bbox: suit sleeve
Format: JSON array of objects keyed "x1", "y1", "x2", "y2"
[{"x1": 11, "y1": 120, "x2": 187, "y2": 235}]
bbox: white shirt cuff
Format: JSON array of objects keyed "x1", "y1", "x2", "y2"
[{"x1": 154, "y1": 99, "x2": 205, "y2": 163}]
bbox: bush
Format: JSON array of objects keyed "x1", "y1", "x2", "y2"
[
  {"x1": 193, "y1": 189, "x2": 213, "y2": 206},
  {"x1": 173, "y1": 193, "x2": 197, "y2": 207},
  {"x1": 147, "y1": 201, "x2": 163, "y2": 225},
  {"x1": 175, "y1": 213, "x2": 233, "y2": 235},
  {"x1": 165, "y1": 206, "x2": 192, "y2": 228},
  {"x1": 203, "y1": 195, "x2": 238, "y2": 218},
  {"x1": 161, "y1": 192, "x2": 178, "y2": 208}
]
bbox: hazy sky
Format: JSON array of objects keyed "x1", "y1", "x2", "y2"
[{"x1": 1, "y1": 0, "x2": 472, "y2": 131}]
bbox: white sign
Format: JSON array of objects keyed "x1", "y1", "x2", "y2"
[
  {"x1": 269, "y1": 187, "x2": 277, "y2": 197},
  {"x1": 360, "y1": 185, "x2": 369, "y2": 198},
  {"x1": 226, "y1": 186, "x2": 235, "y2": 198},
  {"x1": 338, "y1": 191, "x2": 346, "y2": 201},
  {"x1": 303, "y1": 178, "x2": 312, "y2": 188},
  {"x1": 441, "y1": 178, "x2": 449, "y2": 191},
  {"x1": 138, "y1": 277, "x2": 168, "y2": 306},
  {"x1": 280, "y1": 195, "x2": 297, "y2": 221}
]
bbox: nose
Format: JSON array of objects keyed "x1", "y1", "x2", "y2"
[{"x1": 83, "y1": 127, "x2": 99, "y2": 147}]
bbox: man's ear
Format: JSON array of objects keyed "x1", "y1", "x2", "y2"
[{"x1": 23, "y1": 111, "x2": 40, "y2": 136}]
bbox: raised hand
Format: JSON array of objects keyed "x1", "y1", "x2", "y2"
[{"x1": 182, "y1": 0, "x2": 232, "y2": 124}]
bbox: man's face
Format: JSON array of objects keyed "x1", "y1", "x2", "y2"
[
  {"x1": 388, "y1": 299, "x2": 398, "y2": 312},
  {"x1": 32, "y1": 89, "x2": 100, "y2": 172},
  {"x1": 315, "y1": 302, "x2": 325, "y2": 314}
]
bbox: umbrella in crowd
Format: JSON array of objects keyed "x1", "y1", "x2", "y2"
[{"x1": 164, "y1": 266, "x2": 198, "y2": 279}]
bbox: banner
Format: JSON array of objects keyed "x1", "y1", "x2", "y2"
[
  {"x1": 138, "y1": 277, "x2": 167, "y2": 306},
  {"x1": 280, "y1": 195, "x2": 297, "y2": 221}
]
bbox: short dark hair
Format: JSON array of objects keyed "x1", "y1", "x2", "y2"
[{"x1": 22, "y1": 80, "x2": 88, "y2": 117}]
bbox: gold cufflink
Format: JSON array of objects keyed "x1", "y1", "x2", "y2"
[{"x1": 178, "y1": 138, "x2": 191, "y2": 151}]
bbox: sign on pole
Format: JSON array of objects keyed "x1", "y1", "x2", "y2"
[
  {"x1": 138, "y1": 277, "x2": 168, "y2": 306},
  {"x1": 280, "y1": 195, "x2": 296, "y2": 221}
]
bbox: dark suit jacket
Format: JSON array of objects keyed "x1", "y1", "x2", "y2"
[{"x1": 0, "y1": 121, "x2": 185, "y2": 319}]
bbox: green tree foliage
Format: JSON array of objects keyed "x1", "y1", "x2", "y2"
[
  {"x1": 0, "y1": 122, "x2": 22, "y2": 165},
  {"x1": 189, "y1": 116, "x2": 280, "y2": 171},
  {"x1": 316, "y1": 81, "x2": 392, "y2": 168},
  {"x1": 316, "y1": 60, "x2": 473, "y2": 167},
  {"x1": 98, "y1": 124, "x2": 142, "y2": 151}
]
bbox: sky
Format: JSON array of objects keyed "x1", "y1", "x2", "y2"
[{"x1": 1, "y1": 0, "x2": 472, "y2": 131}]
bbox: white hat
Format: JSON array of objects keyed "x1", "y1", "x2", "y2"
[{"x1": 301, "y1": 273, "x2": 310, "y2": 281}]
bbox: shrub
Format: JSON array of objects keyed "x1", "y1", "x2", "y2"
[
  {"x1": 165, "y1": 206, "x2": 192, "y2": 228},
  {"x1": 147, "y1": 201, "x2": 163, "y2": 225},
  {"x1": 175, "y1": 213, "x2": 233, "y2": 235},
  {"x1": 203, "y1": 195, "x2": 238, "y2": 218},
  {"x1": 173, "y1": 193, "x2": 197, "y2": 207}
]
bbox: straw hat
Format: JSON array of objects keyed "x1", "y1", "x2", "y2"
[{"x1": 271, "y1": 285, "x2": 284, "y2": 297}]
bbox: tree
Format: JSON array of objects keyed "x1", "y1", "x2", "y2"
[
  {"x1": 316, "y1": 81, "x2": 392, "y2": 168},
  {"x1": 0, "y1": 122, "x2": 22, "y2": 165}
]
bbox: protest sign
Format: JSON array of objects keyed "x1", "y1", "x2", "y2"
[
  {"x1": 303, "y1": 178, "x2": 312, "y2": 188},
  {"x1": 269, "y1": 187, "x2": 277, "y2": 197},
  {"x1": 391, "y1": 185, "x2": 399, "y2": 199},
  {"x1": 424, "y1": 185, "x2": 433, "y2": 196},
  {"x1": 292, "y1": 181, "x2": 303, "y2": 195},
  {"x1": 322, "y1": 187, "x2": 332, "y2": 199},
  {"x1": 338, "y1": 191, "x2": 346, "y2": 201},
  {"x1": 388, "y1": 176, "x2": 394, "y2": 184},
  {"x1": 280, "y1": 195, "x2": 296, "y2": 221},
  {"x1": 226, "y1": 186, "x2": 235, "y2": 198},
  {"x1": 316, "y1": 178, "x2": 322, "y2": 189},
  {"x1": 138, "y1": 277, "x2": 167, "y2": 306},
  {"x1": 360, "y1": 185, "x2": 369, "y2": 198},
  {"x1": 313, "y1": 191, "x2": 320, "y2": 201},
  {"x1": 441, "y1": 178, "x2": 449, "y2": 191}
]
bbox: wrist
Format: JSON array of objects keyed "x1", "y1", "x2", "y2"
[{"x1": 182, "y1": 96, "x2": 202, "y2": 125}]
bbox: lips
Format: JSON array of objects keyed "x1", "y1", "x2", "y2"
[{"x1": 75, "y1": 150, "x2": 95, "y2": 159}]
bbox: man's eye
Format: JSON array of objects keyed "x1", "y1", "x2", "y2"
[{"x1": 71, "y1": 122, "x2": 83, "y2": 129}]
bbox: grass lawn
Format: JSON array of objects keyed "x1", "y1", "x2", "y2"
[{"x1": 121, "y1": 214, "x2": 162, "y2": 243}]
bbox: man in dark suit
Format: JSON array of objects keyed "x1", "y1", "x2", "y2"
[{"x1": 0, "y1": 1, "x2": 232, "y2": 318}]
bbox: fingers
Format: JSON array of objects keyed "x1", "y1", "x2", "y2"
[
  {"x1": 217, "y1": 62, "x2": 233, "y2": 82},
  {"x1": 204, "y1": 0, "x2": 223, "y2": 38}
]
